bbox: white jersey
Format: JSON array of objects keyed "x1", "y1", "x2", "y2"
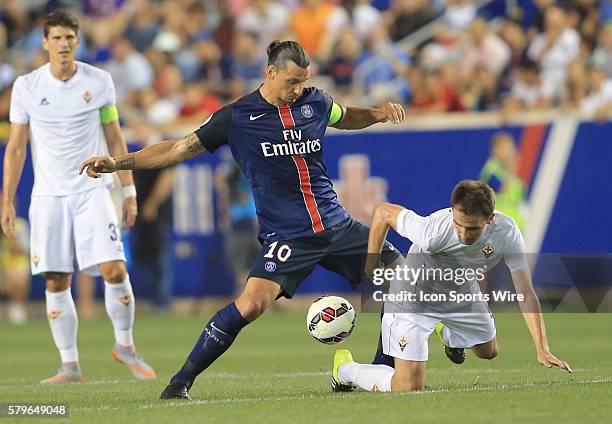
[
  {"x1": 397, "y1": 208, "x2": 528, "y2": 272},
  {"x1": 386, "y1": 208, "x2": 528, "y2": 314},
  {"x1": 10, "y1": 61, "x2": 115, "y2": 196}
]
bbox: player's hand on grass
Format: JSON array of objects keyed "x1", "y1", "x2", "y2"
[
  {"x1": 79, "y1": 156, "x2": 117, "y2": 178},
  {"x1": 538, "y1": 349, "x2": 572, "y2": 373},
  {"x1": 1, "y1": 203, "x2": 16, "y2": 239},
  {"x1": 374, "y1": 102, "x2": 406, "y2": 124},
  {"x1": 122, "y1": 197, "x2": 138, "y2": 229}
]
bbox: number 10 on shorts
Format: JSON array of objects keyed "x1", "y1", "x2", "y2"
[{"x1": 264, "y1": 241, "x2": 292, "y2": 262}]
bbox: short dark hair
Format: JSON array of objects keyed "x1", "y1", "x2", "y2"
[
  {"x1": 451, "y1": 180, "x2": 496, "y2": 218},
  {"x1": 44, "y1": 11, "x2": 79, "y2": 38},
  {"x1": 267, "y1": 40, "x2": 310, "y2": 69}
]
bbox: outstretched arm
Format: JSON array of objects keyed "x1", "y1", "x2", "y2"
[
  {"x1": 511, "y1": 267, "x2": 572, "y2": 373},
  {"x1": 365, "y1": 203, "x2": 405, "y2": 278},
  {"x1": 332, "y1": 102, "x2": 405, "y2": 130},
  {"x1": 80, "y1": 132, "x2": 206, "y2": 178}
]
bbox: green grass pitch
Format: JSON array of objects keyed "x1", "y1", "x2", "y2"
[{"x1": 1, "y1": 312, "x2": 611, "y2": 423}]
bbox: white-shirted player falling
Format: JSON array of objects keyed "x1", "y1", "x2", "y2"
[
  {"x1": 1, "y1": 11, "x2": 155, "y2": 383},
  {"x1": 332, "y1": 180, "x2": 571, "y2": 392}
]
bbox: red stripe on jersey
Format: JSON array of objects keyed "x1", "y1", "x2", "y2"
[
  {"x1": 278, "y1": 104, "x2": 295, "y2": 129},
  {"x1": 292, "y1": 155, "x2": 324, "y2": 233}
]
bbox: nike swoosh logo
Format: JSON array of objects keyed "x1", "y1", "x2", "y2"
[
  {"x1": 209, "y1": 321, "x2": 229, "y2": 335},
  {"x1": 250, "y1": 113, "x2": 266, "y2": 121}
]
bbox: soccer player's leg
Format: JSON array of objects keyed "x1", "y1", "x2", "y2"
[
  {"x1": 436, "y1": 313, "x2": 498, "y2": 364},
  {"x1": 41, "y1": 272, "x2": 84, "y2": 384},
  {"x1": 334, "y1": 312, "x2": 430, "y2": 392},
  {"x1": 72, "y1": 187, "x2": 155, "y2": 379},
  {"x1": 98, "y1": 260, "x2": 156, "y2": 380},
  {"x1": 29, "y1": 195, "x2": 82, "y2": 383},
  {"x1": 318, "y1": 217, "x2": 402, "y2": 367},
  {"x1": 161, "y1": 237, "x2": 323, "y2": 400}
]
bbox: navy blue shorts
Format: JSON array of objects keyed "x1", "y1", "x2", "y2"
[{"x1": 249, "y1": 217, "x2": 401, "y2": 298}]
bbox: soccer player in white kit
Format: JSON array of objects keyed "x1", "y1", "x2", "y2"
[
  {"x1": 332, "y1": 180, "x2": 571, "y2": 392},
  {"x1": 1, "y1": 11, "x2": 155, "y2": 383}
]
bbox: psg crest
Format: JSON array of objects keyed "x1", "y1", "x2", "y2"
[{"x1": 300, "y1": 104, "x2": 313, "y2": 118}]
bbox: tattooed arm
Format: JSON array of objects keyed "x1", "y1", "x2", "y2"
[{"x1": 79, "y1": 133, "x2": 206, "y2": 178}]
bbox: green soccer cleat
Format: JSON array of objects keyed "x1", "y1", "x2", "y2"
[
  {"x1": 434, "y1": 322, "x2": 465, "y2": 365},
  {"x1": 331, "y1": 349, "x2": 356, "y2": 392}
]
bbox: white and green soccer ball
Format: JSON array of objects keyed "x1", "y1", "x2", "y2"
[{"x1": 306, "y1": 295, "x2": 356, "y2": 344}]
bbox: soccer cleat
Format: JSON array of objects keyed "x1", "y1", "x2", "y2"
[
  {"x1": 40, "y1": 364, "x2": 84, "y2": 384},
  {"x1": 434, "y1": 322, "x2": 466, "y2": 365},
  {"x1": 112, "y1": 344, "x2": 156, "y2": 380},
  {"x1": 160, "y1": 381, "x2": 192, "y2": 400},
  {"x1": 331, "y1": 349, "x2": 356, "y2": 392}
]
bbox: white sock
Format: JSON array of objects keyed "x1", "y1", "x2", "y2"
[
  {"x1": 46, "y1": 289, "x2": 79, "y2": 363},
  {"x1": 104, "y1": 276, "x2": 135, "y2": 346},
  {"x1": 339, "y1": 362, "x2": 394, "y2": 392}
]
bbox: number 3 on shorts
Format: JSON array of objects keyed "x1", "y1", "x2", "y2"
[
  {"x1": 109, "y1": 223, "x2": 120, "y2": 241},
  {"x1": 264, "y1": 241, "x2": 292, "y2": 262}
]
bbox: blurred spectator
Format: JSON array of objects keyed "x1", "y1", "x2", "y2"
[
  {"x1": 580, "y1": 66, "x2": 612, "y2": 118},
  {"x1": 564, "y1": 59, "x2": 589, "y2": 107},
  {"x1": 592, "y1": 23, "x2": 612, "y2": 79},
  {"x1": 479, "y1": 132, "x2": 526, "y2": 230},
  {"x1": 341, "y1": 0, "x2": 382, "y2": 40},
  {"x1": 387, "y1": 0, "x2": 439, "y2": 42},
  {"x1": 325, "y1": 28, "x2": 363, "y2": 97},
  {"x1": 236, "y1": 0, "x2": 291, "y2": 51},
  {"x1": 130, "y1": 118, "x2": 175, "y2": 312},
  {"x1": 227, "y1": 31, "x2": 266, "y2": 98},
  {"x1": 527, "y1": 6, "x2": 580, "y2": 93},
  {"x1": 443, "y1": 0, "x2": 477, "y2": 35},
  {"x1": 529, "y1": 0, "x2": 555, "y2": 35},
  {"x1": 105, "y1": 37, "x2": 154, "y2": 102},
  {"x1": 410, "y1": 65, "x2": 466, "y2": 112},
  {"x1": 354, "y1": 25, "x2": 410, "y2": 105},
  {"x1": 503, "y1": 57, "x2": 554, "y2": 111},
  {"x1": 290, "y1": 0, "x2": 349, "y2": 62},
  {"x1": 215, "y1": 150, "x2": 260, "y2": 293},
  {"x1": 123, "y1": 0, "x2": 161, "y2": 52},
  {"x1": 178, "y1": 82, "x2": 222, "y2": 123},
  {"x1": 460, "y1": 18, "x2": 511, "y2": 77}
]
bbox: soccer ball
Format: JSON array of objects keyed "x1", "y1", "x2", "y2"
[{"x1": 306, "y1": 295, "x2": 356, "y2": 344}]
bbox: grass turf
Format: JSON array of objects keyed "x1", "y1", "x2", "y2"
[{"x1": 0, "y1": 312, "x2": 611, "y2": 423}]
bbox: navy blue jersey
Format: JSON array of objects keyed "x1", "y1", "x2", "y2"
[{"x1": 195, "y1": 87, "x2": 349, "y2": 241}]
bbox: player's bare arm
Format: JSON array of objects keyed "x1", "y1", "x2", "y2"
[
  {"x1": 80, "y1": 132, "x2": 206, "y2": 178},
  {"x1": 333, "y1": 102, "x2": 406, "y2": 130},
  {"x1": 103, "y1": 119, "x2": 138, "y2": 228},
  {"x1": 365, "y1": 202, "x2": 405, "y2": 278},
  {"x1": 1, "y1": 123, "x2": 29, "y2": 238},
  {"x1": 511, "y1": 267, "x2": 572, "y2": 373}
]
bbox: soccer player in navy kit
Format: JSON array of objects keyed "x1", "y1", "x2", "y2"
[{"x1": 80, "y1": 40, "x2": 406, "y2": 400}]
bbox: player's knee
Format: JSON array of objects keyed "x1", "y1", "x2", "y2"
[
  {"x1": 391, "y1": 376, "x2": 425, "y2": 392},
  {"x1": 476, "y1": 345, "x2": 499, "y2": 360},
  {"x1": 45, "y1": 273, "x2": 71, "y2": 292},
  {"x1": 100, "y1": 262, "x2": 127, "y2": 283},
  {"x1": 235, "y1": 295, "x2": 270, "y2": 321}
]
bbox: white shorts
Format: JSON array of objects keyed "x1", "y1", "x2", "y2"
[
  {"x1": 29, "y1": 187, "x2": 126, "y2": 276},
  {"x1": 381, "y1": 312, "x2": 496, "y2": 361}
]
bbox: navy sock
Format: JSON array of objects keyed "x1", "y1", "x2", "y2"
[
  {"x1": 372, "y1": 308, "x2": 395, "y2": 367},
  {"x1": 172, "y1": 302, "x2": 249, "y2": 387}
]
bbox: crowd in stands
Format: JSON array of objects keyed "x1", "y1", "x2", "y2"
[{"x1": 1, "y1": 0, "x2": 612, "y2": 140}]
